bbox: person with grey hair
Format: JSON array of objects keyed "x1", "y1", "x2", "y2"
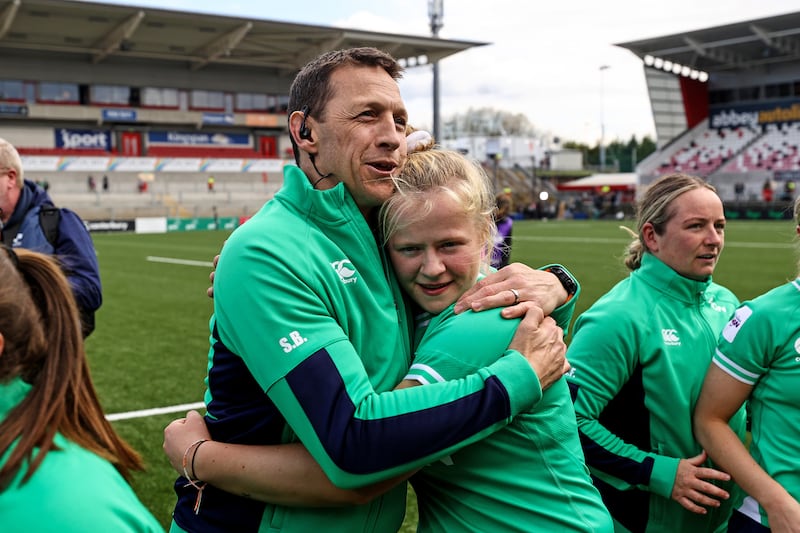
[
  {"x1": 0, "y1": 138, "x2": 101, "y2": 337},
  {"x1": 566, "y1": 173, "x2": 744, "y2": 533},
  {"x1": 694, "y1": 197, "x2": 800, "y2": 533}
]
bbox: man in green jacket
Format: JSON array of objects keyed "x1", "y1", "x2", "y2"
[{"x1": 169, "y1": 47, "x2": 574, "y2": 533}]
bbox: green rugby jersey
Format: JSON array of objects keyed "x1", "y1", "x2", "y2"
[
  {"x1": 712, "y1": 277, "x2": 800, "y2": 527},
  {"x1": 406, "y1": 267, "x2": 613, "y2": 532},
  {"x1": 172, "y1": 165, "x2": 545, "y2": 532},
  {"x1": 0, "y1": 378, "x2": 163, "y2": 532},
  {"x1": 567, "y1": 253, "x2": 745, "y2": 533}
]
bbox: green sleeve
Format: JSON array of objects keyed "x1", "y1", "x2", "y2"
[
  {"x1": 269, "y1": 348, "x2": 541, "y2": 489},
  {"x1": 212, "y1": 217, "x2": 543, "y2": 490},
  {"x1": 566, "y1": 302, "x2": 668, "y2": 495},
  {"x1": 538, "y1": 263, "x2": 581, "y2": 336}
]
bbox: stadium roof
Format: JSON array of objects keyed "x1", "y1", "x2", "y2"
[
  {"x1": 0, "y1": 0, "x2": 485, "y2": 72},
  {"x1": 616, "y1": 10, "x2": 800, "y2": 72}
]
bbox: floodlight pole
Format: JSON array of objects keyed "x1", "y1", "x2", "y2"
[
  {"x1": 429, "y1": 0, "x2": 443, "y2": 142},
  {"x1": 599, "y1": 65, "x2": 610, "y2": 172}
]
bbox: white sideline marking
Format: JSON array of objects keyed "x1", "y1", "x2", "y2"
[
  {"x1": 146, "y1": 256, "x2": 214, "y2": 267},
  {"x1": 115, "y1": 258, "x2": 209, "y2": 421},
  {"x1": 107, "y1": 401, "x2": 205, "y2": 422},
  {"x1": 513, "y1": 235, "x2": 793, "y2": 249}
]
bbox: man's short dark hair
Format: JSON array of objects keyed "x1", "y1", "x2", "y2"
[{"x1": 287, "y1": 47, "x2": 404, "y2": 164}]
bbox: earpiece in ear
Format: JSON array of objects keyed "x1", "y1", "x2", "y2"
[{"x1": 299, "y1": 105, "x2": 312, "y2": 140}]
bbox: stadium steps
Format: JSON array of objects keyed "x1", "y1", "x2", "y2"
[
  {"x1": 707, "y1": 130, "x2": 763, "y2": 179},
  {"x1": 494, "y1": 168, "x2": 534, "y2": 207},
  {"x1": 47, "y1": 180, "x2": 281, "y2": 221},
  {"x1": 159, "y1": 194, "x2": 192, "y2": 218}
]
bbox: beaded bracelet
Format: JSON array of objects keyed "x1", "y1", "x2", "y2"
[{"x1": 182, "y1": 438, "x2": 208, "y2": 514}]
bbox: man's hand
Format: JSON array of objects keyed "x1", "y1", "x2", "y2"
[
  {"x1": 163, "y1": 410, "x2": 212, "y2": 475},
  {"x1": 508, "y1": 304, "x2": 569, "y2": 391},
  {"x1": 671, "y1": 451, "x2": 731, "y2": 514},
  {"x1": 454, "y1": 263, "x2": 567, "y2": 317}
]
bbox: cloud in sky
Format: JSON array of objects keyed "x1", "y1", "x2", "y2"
[{"x1": 85, "y1": 0, "x2": 800, "y2": 144}]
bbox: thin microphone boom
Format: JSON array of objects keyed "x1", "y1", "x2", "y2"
[{"x1": 309, "y1": 154, "x2": 333, "y2": 188}]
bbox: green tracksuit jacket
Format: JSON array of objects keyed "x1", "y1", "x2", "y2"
[
  {"x1": 171, "y1": 165, "x2": 544, "y2": 532},
  {"x1": 406, "y1": 269, "x2": 613, "y2": 532},
  {"x1": 566, "y1": 253, "x2": 745, "y2": 533}
]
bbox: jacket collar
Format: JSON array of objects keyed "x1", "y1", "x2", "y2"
[
  {"x1": 280, "y1": 165, "x2": 365, "y2": 226},
  {"x1": 636, "y1": 253, "x2": 713, "y2": 304}
]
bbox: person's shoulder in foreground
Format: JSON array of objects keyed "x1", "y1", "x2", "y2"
[
  {"x1": 0, "y1": 419, "x2": 163, "y2": 532},
  {"x1": 0, "y1": 246, "x2": 160, "y2": 532}
]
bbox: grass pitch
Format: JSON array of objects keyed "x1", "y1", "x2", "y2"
[{"x1": 85, "y1": 219, "x2": 798, "y2": 530}]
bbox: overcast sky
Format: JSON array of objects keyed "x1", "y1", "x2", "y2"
[{"x1": 85, "y1": 0, "x2": 800, "y2": 145}]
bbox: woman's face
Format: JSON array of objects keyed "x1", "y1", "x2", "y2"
[
  {"x1": 388, "y1": 190, "x2": 484, "y2": 314},
  {"x1": 644, "y1": 187, "x2": 725, "y2": 281}
]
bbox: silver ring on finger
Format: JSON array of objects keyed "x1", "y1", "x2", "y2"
[{"x1": 509, "y1": 288, "x2": 520, "y2": 305}]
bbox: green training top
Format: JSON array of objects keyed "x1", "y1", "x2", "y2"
[
  {"x1": 566, "y1": 253, "x2": 745, "y2": 533},
  {"x1": 712, "y1": 277, "x2": 800, "y2": 528},
  {"x1": 406, "y1": 267, "x2": 613, "y2": 532},
  {"x1": 172, "y1": 165, "x2": 545, "y2": 532},
  {"x1": 0, "y1": 378, "x2": 163, "y2": 533}
]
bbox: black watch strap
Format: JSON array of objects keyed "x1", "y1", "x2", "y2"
[{"x1": 547, "y1": 265, "x2": 577, "y2": 299}]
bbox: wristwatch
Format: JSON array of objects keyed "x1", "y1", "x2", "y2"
[{"x1": 546, "y1": 265, "x2": 578, "y2": 302}]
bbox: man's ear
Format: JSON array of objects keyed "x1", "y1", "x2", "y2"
[
  {"x1": 0, "y1": 332, "x2": 5, "y2": 358},
  {"x1": 3, "y1": 168, "x2": 17, "y2": 188},
  {"x1": 289, "y1": 111, "x2": 316, "y2": 152}
]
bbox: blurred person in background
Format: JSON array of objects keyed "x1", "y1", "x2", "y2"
[
  {"x1": 491, "y1": 191, "x2": 514, "y2": 269},
  {"x1": 0, "y1": 247, "x2": 161, "y2": 532},
  {"x1": 762, "y1": 178, "x2": 773, "y2": 203},
  {"x1": 0, "y1": 138, "x2": 101, "y2": 337},
  {"x1": 694, "y1": 197, "x2": 800, "y2": 532},
  {"x1": 566, "y1": 173, "x2": 745, "y2": 533}
]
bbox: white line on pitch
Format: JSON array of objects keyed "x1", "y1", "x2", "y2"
[
  {"x1": 513, "y1": 235, "x2": 793, "y2": 248},
  {"x1": 106, "y1": 401, "x2": 206, "y2": 421},
  {"x1": 146, "y1": 256, "x2": 214, "y2": 267}
]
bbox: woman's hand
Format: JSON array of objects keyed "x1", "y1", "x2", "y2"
[
  {"x1": 163, "y1": 410, "x2": 212, "y2": 475},
  {"x1": 671, "y1": 451, "x2": 731, "y2": 514},
  {"x1": 207, "y1": 254, "x2": 220, "y2": 298}
]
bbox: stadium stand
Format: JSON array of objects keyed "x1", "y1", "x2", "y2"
[
  {"x1": 143, "y1": 147, "x2": 263, "y2": 159},
  {"x1": 653, "y1": 126, "x2": 760, "y2": 177},
  {"x1": 617, "y1": 10, "x2": 800, "y2": 216},
  {"x1": 0, "y1": 0, "x2": 485, "y2": 225},
  {"x1": 720, "y1": 122, "x2": 800, "y2": 173},
  {"x1": 37, "y1": 171, "x2": 282, "y2": 221}
]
